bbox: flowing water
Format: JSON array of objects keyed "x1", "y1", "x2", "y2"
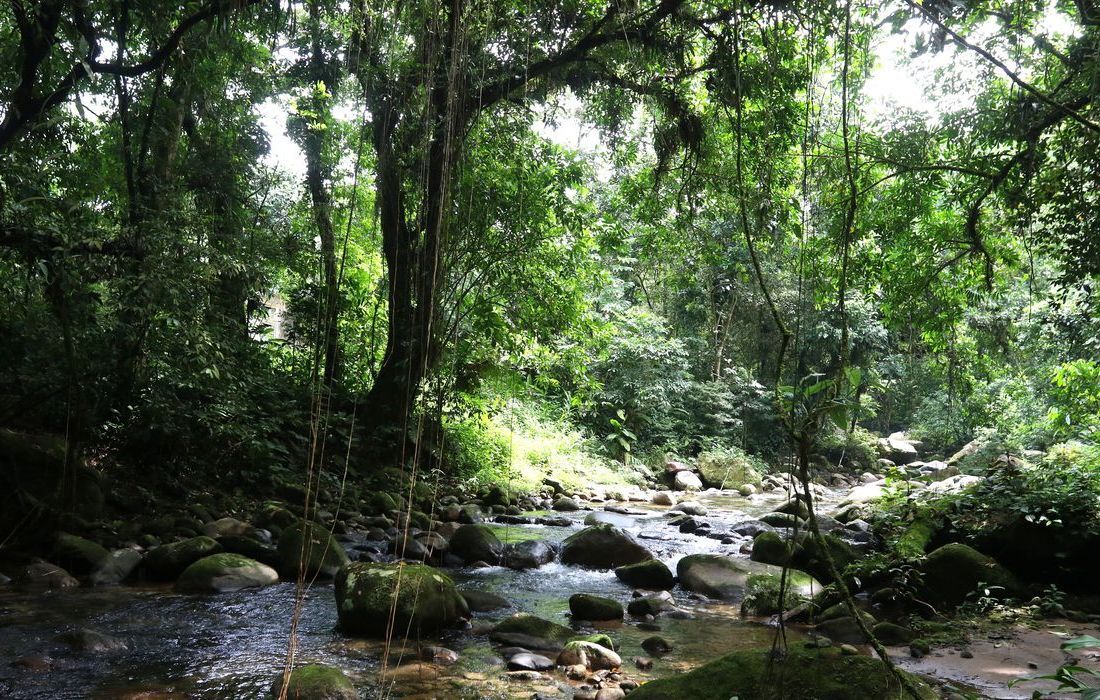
[{"x1": 0, "y1": 488, "x2": 845, "y2": 699}]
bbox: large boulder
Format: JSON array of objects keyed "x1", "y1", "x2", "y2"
[
  {"x1": 628, "y1": 647, "x2": 936, "y2": 700},
  {"x1": 52, "y1": 533, "x2": 109, "y2": 575},
  {"x1": 502, "y1": 540, "x2": 555, "y2": 570},
  {"x1": 271, "y1": 664, "x2": 357, "y2": 700},
  {"x1": 673, "y1": 470, "x2": 703, "y2": 491},
  {"x1": 557, "y1": 640, "x2": 622, "y2": 671},
  {"x1": 90, "y1": 549, "x2": 143, "y2": 586},
  {"x1": 918, "y1": 543, "x2": 1024, "y2": 609},
  {"x1": 677, "y1": 554, "x2": 819, "y2": 600},
  {"x1": 696, "y1": 449, "x2": 763, "y2": 490},
  {"x1": 560, "y1": 524, "x2": 652, "y2": 569},
  {"x1": 334, "y1": 563, "x2": 468, "y2": 637},
  {"x1": 277, "y1": 520, "x2": 349, "y2": 578},
  {"x1": 490, "y1": 613, "x2": 576, "y2": 650},
  {"x1": 448, "y1": 524, "x2": 504, "y2": 565},
  {"x1": 175, "y1": 553, "x2": 278, "y2": 593},
  {"x1": 879, "y1": 435, "x2": 919, "y2": 465},
  {"x1": 569, "y1": 593, "x2": 624, "y2": 621},
  {"x1": 614, "y1": 559, "x2": 675, "y2": 590},
  {"x1": 145, "y1": 536, "x2": 223, "y2": 580}
]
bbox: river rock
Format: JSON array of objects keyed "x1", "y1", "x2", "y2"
[
  {"x1": 842, "y1": 481, "x2": 886, "y2": 505},
  {"x1": 627, "y1": 592, "x2": 673, "y2": 616},
  {"x1": 729, "y1": 520, "x2": 774, "y2": 538},
  {"x1": 614, "y1": 559, "x2": 674, "y2": 590},
  {"x1": 277, "y1": 520, "x2": 349, "y2": 578},
  {"x1": 872, "y1": 621, "x2": 915, "y2": 645},
  {"x1": 671, "y1": 501, "x2": 707, "y2": 516},
  {"x1": 758, "y1": 511, "x2": 802, "y2": 529},
  {"x1": 57, "y1": 628, "x2": 127, "y2": 653},
  {"x1": 879, "y1": 436, "x2": 919, "y2": 465},
  {"x1": 570, "y1": 593, "x2": 624, "y2": 621},
  {"x1": 490, "y1": 613, "x2": 576, "y2": 650},
  {"x1": 673, "y1": 470, "x2": 703, "y2": 491},
  {"x1": 561, "y1": 524, "x2": 652, "y2": 569},
  {"x1": 749, "y1": 531, "x2": 792, "y2": 566},
  {"x1": 553, "y1": 496, "x2": 581, "y2": 511},
  {"x1": 89, "y1": 548, "x2": 143, "y2": 586},
  {"x1": 628, "y1": 647, "x2": 937, "y2": 699},
  {"x1": 145, "y1": 536, "x2": 223, "y2": 580},
  {"x1": 459, "y1": 588, "x2": 511, "y2": 611},
  {"x1": 641, "y1": 636, "x2": 673, "y2": 656},
  {"x1": 175, "y1": 553, "x2": 278, "y2": 593},
  {"x1": 271, "y1": 663, "x2": 356, "y2": 700},
  {"x1": 18, "y1": 560, "x2": 78, "y2": 588},
  {"x1": 677, "y1": 554, "x2": 819, "y2": 600},
  {"x1": 216, "y1": 535, "x2": 281, "y2": 568},
  {"x1": 816, "y1": 616, "x2": 872, "y2": 644},
  {"x1": 558, "y1": 640, "x2": 622, "y2": 670},
  {"x1": 651, "y1": 491, "x2": 674, "y2": 506},
  {"x1": 201, "y1": 517, "x2": 255, "y2": 539},
  {"x1": 508, "y1": 652, "x2": 555, "y2": 671},
  {"x1": 51, "y1": 533, "x2": 109, "y2": 575},
  {"x1": 334, "y1": 562, "x2": 468, "y2": 637},
  {"x1": 448, "y1": 524, "x2": 504, "y2": 565},
  {"x1": 503, "y1": 540, "x2": 555, "y2": 569},
  {"x1": 918, "y1": 543, "x2": 1024, "y2": 608}
]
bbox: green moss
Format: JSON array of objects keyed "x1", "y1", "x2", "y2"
[
  {"x1": 175, "y1": 552, "x2": 278, "y2": 593},
  {"x1": 569, "y1": 593, "x2": 624, "y2": 621},
  {"x1": 893, "y1": 516, "x2": 939, "y2": 559},
  {"x1": 919, "y1": 543, "x2": 1025, "y2": 609},
  {"x1": 270, "y1": 663, "x2": 356, "y2": 699},
  {"x1": 629, "y1": 647, "x2": 937, "y2": 699},
  {"x1": 334, "y1": 562, "x2": 467, "y2": 637},
  {"x1": 145, "y1": 536, "x2": 223, "y2": 580},
  {"x1": 569, "y1": 633, "x2": 616, "y2": 650},
  {"x1": 277, "y1": 520, "x2": 349, "y2": 578},
  {"x1": 490, "y1": 613, "x2": 576, "y2": 645},
  {"x1": 696, "y1": 447, "x2": 765, "y2": 489},
  {"x1": 52, "y1": 533, "x2": 109, "y2": 575}
]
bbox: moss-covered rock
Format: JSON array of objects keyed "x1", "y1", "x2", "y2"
[
  {"x1": 277, "y1": 520, "x2": 349, "y2": 579},
  {"x1": 614, "y1": 559, "x2": 675, "y2": 590},
  {"x1": 739, "y1": 572, "x2": 811, "y2": 616},
  {"x1": 749, "y1": 531, "x2": 792, "y2": 567},
  {"x1": 490, "y1": 613, "x2": 576, "y2": 650},
  {"x1": 52, "y1": 533, "x2": 109, "y2": 575},
  {"x1": 270, "y1": 663, "x2": 356, "y2": 700},
  {"x1": 629, "y1": 647, "x2": 937, "y2": 699},
  {"x1": 918, "y1": 542, "x2": 1024, "y2": 609},
  {"x1": 677, "y1": 554, "x2": 820, "y2": 600},
  {"x1": 145, "y1": 536, "x2": 223, "y2": 580},
  {"x1": 758, "y1": 512, "x2": 803, "y2": 529},
  {"x1": 558, "y1": 640, "x2": 622, "y2": 670},
  {"x1": 448, "y1": 524, "x2": 503, "y2": 564},
  {"x1": 334, "y1": 562, "x2": 467, "y2": 637},
  {"x1": 569, "y1": 593, "x2": 624, "y2": 621},
  {"x1": 175, "y1": 553, "x2": 278, "y2": 593},
  {"x1": 696, "y1": 448, "x2": 764, "y2": 490},
  {"x1": 560, "y1": 524, "x2": 652, "y2": 568}
]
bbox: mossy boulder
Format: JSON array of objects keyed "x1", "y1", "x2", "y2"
[
  {"x1": 490, "y1": 613, "x2": 576, "y2": 650},
  {"x1": 569, "y1": 593, "x2": 624, "y2": 621},
  {"x1": 448, "y1": 524, "x2": 503, "y2": 565},
  {"x1": 277, "y1": 520, "x2": 349, "y2": 579},
  {"x1": 364, "y1": 491, "x2": 399, "y2": 515},
  {"x1": 758, "y1": 512, "x2": 803, "y2": 529},
  {"x1": 334, "y1": 562, "x2": 467, "y2": 637},
  {"x1": 175, "y1": 553, "x2": 278, "y2": 593},
  {"x1": 558, "y1": 640, "x2": 622, "y2": 670},
  {"x1": 740, "y1": 572, "x2": 812, "y2": 616},
  {"x1": 677, "y1": 554, "x2": 820, "y2": 600},
  {"x1": 560, "y1": 524, "x2": 652, "y2": 569},
  {"x1": 52, "y1": 533, "x2": 109, "y2": 575},
  {"x1": 629, "y1": 647, "x2": 937, "y2": 699},
  {"x1": 696, "y1": 448, "x2": 764, "y2": 490},
  {"x1": 615, "y1": 559, "x2": 675, "y2": 590},
  {"x1": 918, "y1": 542, "x2": 1024, "y2": 609},
  {"x1": 749, "y1": 531, "x2": 792, "y2": 567},
  {"x1": 145, "y1": 536, "x2": 223, "y2": 580},
  {"x1": 270, "y1": 663, "x2": 356, "y2": 700}
]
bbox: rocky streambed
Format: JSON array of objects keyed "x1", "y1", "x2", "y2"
[{"x1": 1, "y1": 471, "x2": 1097, "y2": 699}]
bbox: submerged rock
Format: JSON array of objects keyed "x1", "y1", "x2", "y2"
[
  {"x1": 175, "y1": 553, "x2": 278, "y2": 593},
  {"x1": 334, "y1": 562, "x2": 468, "y2": 637},
  {"x1": 271, "y1": 663, "x2": 356, "y2": 700},
  {"x1": 277, "y1": 520, "x2": 349, "y2": 579},
  {"x1": 628, "y1": 647, "x2": 936, "y2": 699},
  {"x1": 560, "y1": 524, "x2": 652, "y2": 569},
  {"x1": 57, "y1": 628, "x2": 127, "y2": 654},
  {"x1": 569, "y1": 593, "x2": 624, "y2": 621}
]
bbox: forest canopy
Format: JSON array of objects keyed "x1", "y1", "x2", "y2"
[{"x1": 0, "y1": 0, "x2": 1097, "y2": 497}]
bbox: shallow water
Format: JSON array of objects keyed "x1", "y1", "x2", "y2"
[{"x1": 0, "y1": 488, "x2": 842, "y2": 699}]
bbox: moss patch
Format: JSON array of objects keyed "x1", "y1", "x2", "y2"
[{"x1": 630, "y1": 647, "x2": 936, "y2": 699}]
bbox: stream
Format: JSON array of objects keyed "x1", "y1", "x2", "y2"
[{"x1": 0, "y1": 484, "x2": 1017, "y2": 699}]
